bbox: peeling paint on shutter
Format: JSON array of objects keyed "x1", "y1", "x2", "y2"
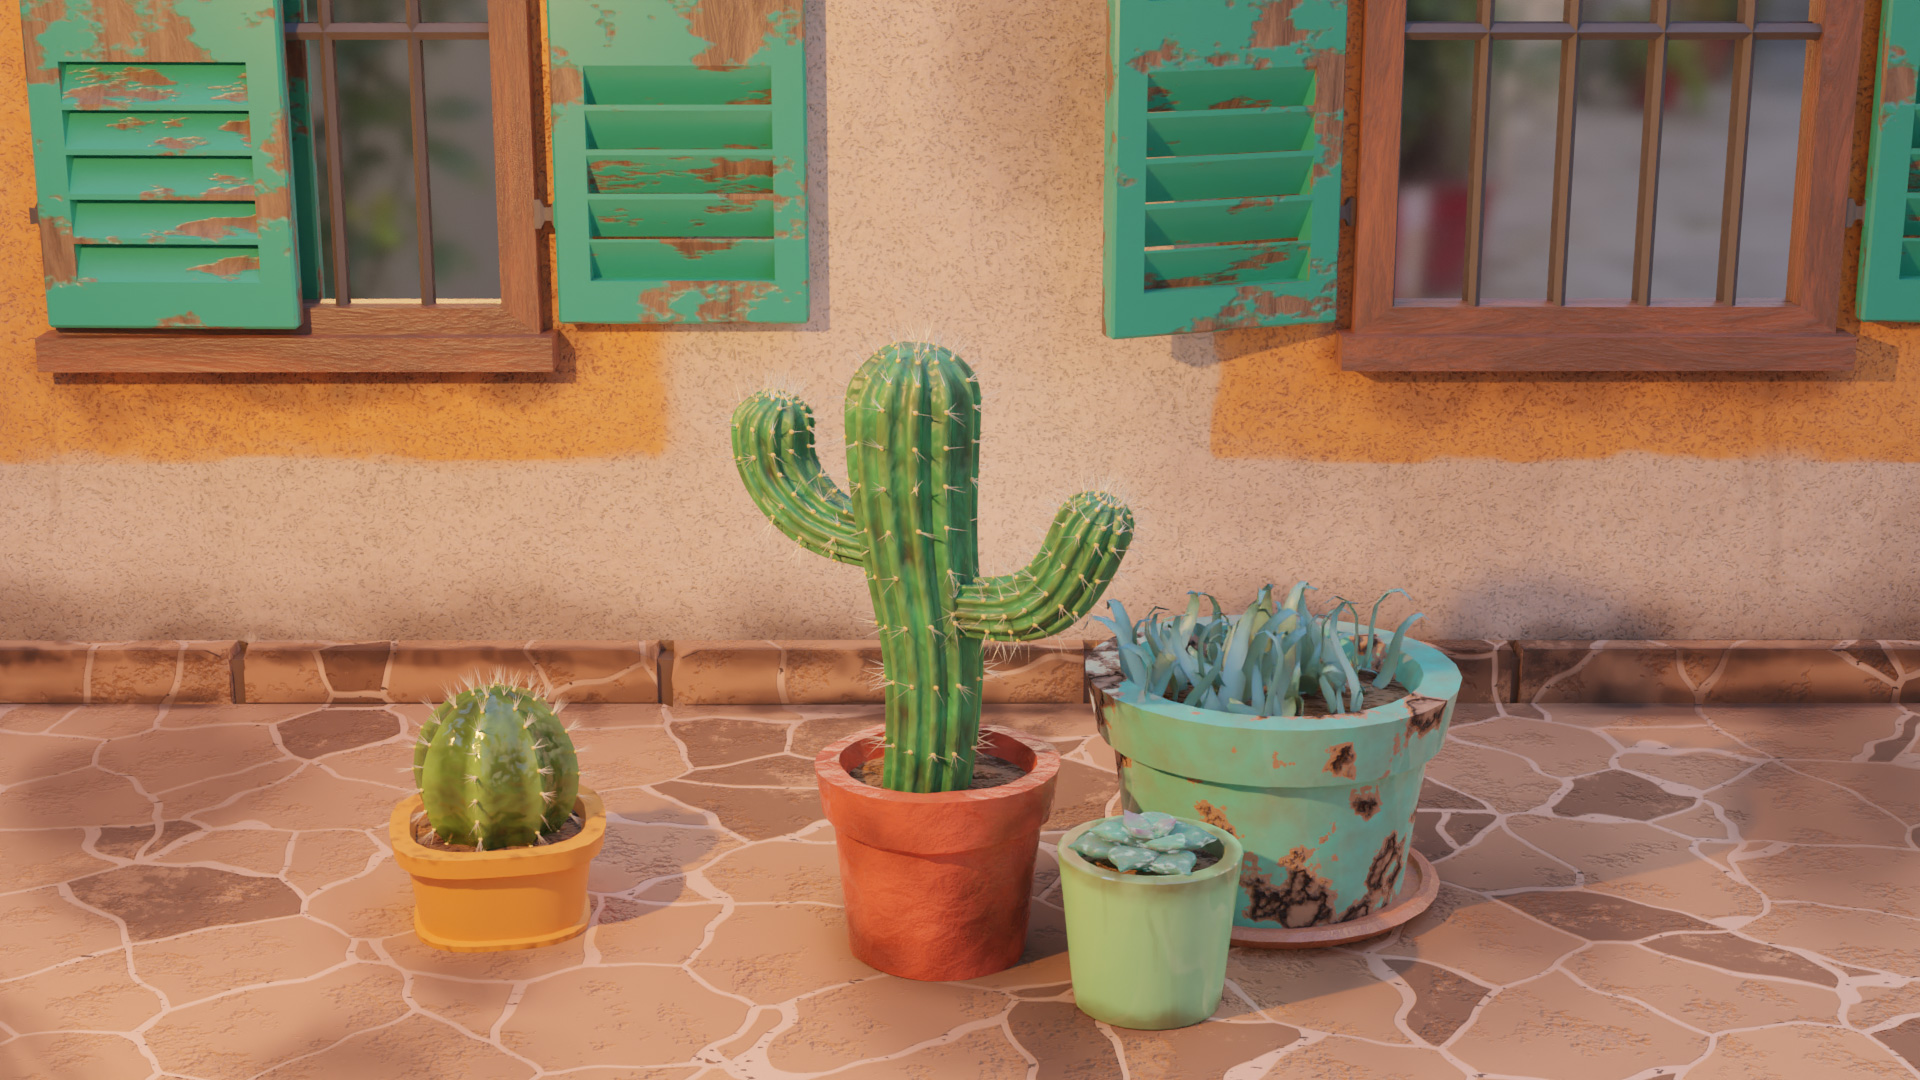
[
  {"x1": 20, "y1": 0, "x2": 301, "y2": 328},
  {"x1": 1105, "y1": 0, "x2": 1345, "y2": 338},
  {"x1": 548, "y1": 0, "x2": 807, "y2": 324},
  {"x1": 1860, "y1": 0, "x2": 1920, "y2": 321}
]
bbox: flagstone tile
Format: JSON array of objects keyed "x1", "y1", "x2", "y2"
[
  {"x1": 500, "y1": 966, "x2": 750, "y2": 1071},
  {"x1": 381, "y1": 927, "x2": 587, "y2": 982},
  {"x1": 1387, "y1": 959, "x2": 1492, "y2": 1047},
  {"x1": 154, "y1": 827, "x2": 293, "y2": 876},
  {"x1": 1537, "y1": 705, "x2": 1708, "y2": 730},
  {"x1": 1689, "y1": 1024, "x2": 1914, "y2": 1080},
  {"x1": 588, "y1": 822, "x2": 739, "y2": 893},
  {"x1": 133, "y1": 916, "x2": 351, "y2": 1001},
  {"x1": 408, "y1": 974, "x2": 514, "y2": 1036},
  {"x1": 1610, "y1": 725, "x2": 1755, "y2": 753},
  {"x1": 95, "y1": 724, "x2": 285, "y2": 794},
  {"x1": 826, "y1": 1023, "x2": 1033, "y2": 1080},
  {"x1": 790, "y1": 710, "x2": 885, "y2": 756},
  {"x1": 1006, "y1": 999, "x2": 1123, "y2": 1080},
  {"x1": 1499, "y1": 890, "x2": 1711, "y2": 941},
  {"x1": 1876, "y1": 1018, "x2": 1920, "y2": 1071},
  {"x1": 1419, "y1": 779, "x2": 1490, "y2": 811},
  {"x1": 1551, "y1": 770, "x2": 1695, "y2": 820},
  {"x1": 598, "y1": 786, "x2": 713, "y2": 827},
  {"x1": 1422, "y1": 741, "x2": 1563, "y2": 814},
  {"x1": 256, "y1": 1012, "x2": 534, "y2": 1080},
  {"x1": 276, "y1": 708, "x2": 402, "y2": 760},
  {"x1": 990, "y1": 703, "x2": 1098, "y2": 739},
  {"x1": 683, "y1": 754, "x2": 817, "y2": 787},
  {"x1": 1705, "y1": 705, "x2": 1910, "y2": 760},
  {"x1": 1113, "y1": 1018, "x2": 1299, "y2": 1079},
  {"x1": 97, "y1": 818, "x2": 200, "y2": 859},
  {"x1": 305, "y1": 862, "x2": 416, "y2": 940},
  {"x1": 590, "y1": 899, "x2": 720, "y2": 964},
  {"x1": 1451, "y1": 971, "x2": 1707, "y2": 1080},
  {"x1": 0, "y1": 766, "x2": 154, "y2": 827},
  {"x1": 286, "y1": 830, "x2": 382, "y2": 893},
  {"x1": 1615, "y1": 751, "x2": 1757, "y2": 792},
  {"x1": 145, "y1": 963, "x2": 408, "y2": 1080},
  {"x1": 0, "y1": 731, "x2": 99, "y2": 786},
  {"x1": 0, "y1": 1032, "x2": 154, "y2": 1080},
  {"x1": 691, "y1": 902, "x2": 875, "y2": 1004},
  {"x1": 558, "y1": 703, "x2": 668, "y2": 730},
  {"x1": 1447, "y1": 717, "x2": 1617, "y2": 778},
  {"x1": 1372, "y1": 884, "x2": 1585, "y2": 986},
  {"x1": 1645, "y1": 931, "x2": 1839, "y2": 986},
  {"x1": 0, "y1": 826, "x2": 111, "y2": 889},
  {"x1": 1738, "y1": 904, "x2": 1920, "y2": 976},
  {"x1": 0, "y1": 704, "x2": 76, "y2": 733},
  {"x1": 1434, "y1": 824, "x2": 1578, "y2": 892},
  {"x1": 69, "y1": 864, "x2": 302, "y2": 941},
  {"x1": 1738, "y1": 845, "x2": 1920, "y2": 919},
  {"x1": 158, "y1": 758, "x2": 302, "y2": 815},
  {"x1": 1853, "y1": 983, "x2": 1920, "y2": 1027},
  {"x1": 0, "y1": 887, "x2": 124, "y2": 979},
  {"x1": 1260, "y1": 1036, "x2": 1470, "y2": 1079},
  {"x1": 767, "y1": 977, "x2": 1008, "y2": 1073},
  {"x1": 196, "y1": 765, "x2": 403, "y2": 831},
  {"x1": 701, "y1": 839, "x2": 843, "y2": 903},
  {"x1": 1045, "y1": 758, "x2": 1119, "y2": 832},
  {"x1": 0, "y1": 950, "x2": 160, "y2": 1033},
  {"x1": 1508, "y1": 815, "x2": 1762, "y2": 919},
  {"x1": 1712, "y1": 762, "x2": 1909, "y2": 846},
  {"x1": 652, "y1": 781, "x2": 824, "y2": 841},
  {"x1": 312, "y1": 741, "x2": 414, "y2": 791},
  {"x1": 160, "y1": 703, "x2": 323, "y2": 729},
  {"x1": 50, "y1": 704, "x2": 165, "y2": 739},
  {"x1": 573, "y1": 725, "x2": 689, "y2": 788},
  {"x1": 1443, "y1": 812, "x2": 1496, "y2": 848},
  {"x1": 1228, "y1": 948, "x2": 1411, "y2": 1043},
  {"x1": 527, "y1": 641, "x2": 661, "y2": 704},
  {"x1": 1412, "y1": 811, "x2": 1452, "y2": 861},
  {"x1": 667, "y1": 717, "x2": 794, "y2": 767},
  {"x1": 1564, "y1": 943, "x2": 1840, "y2": 1030},
  {"x1": 1788, "y1": 761, "x2": 1920, "y2": 823}
]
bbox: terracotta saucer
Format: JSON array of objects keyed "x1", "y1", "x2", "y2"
[{"x1": 1229, "y1": 849, "x2": 1438, "y2": 950}]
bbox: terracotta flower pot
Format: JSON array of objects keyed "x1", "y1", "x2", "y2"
[
  {"x1": 815, "y1": 725, "x2": 1059, "y2": 981},
  {"x1": 388, "y1": 787, "x2": 606, "y2": 952}
]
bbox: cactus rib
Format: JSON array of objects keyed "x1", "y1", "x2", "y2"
[
  {"x1": 732, "y1": 342, "x2": 1135, "y2": 793},
  {"x1": 416, "y1": 683, "x2": 579, "y2": 848}
]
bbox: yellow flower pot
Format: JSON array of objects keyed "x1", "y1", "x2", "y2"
[{"x1": 388, "y1": 787, "x2": 606, "y2": 952}]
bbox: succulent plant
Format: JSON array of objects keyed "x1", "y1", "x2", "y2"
[
  {"x1": 1094, "y1": 583, "x2": 1422, "y2": 717},
  {"x1": 733, "y1": 341, "x2": 1135, "y2": 794},
  {"x1": 413, "y1": 682, "x2": 580, "y2": 850},
  {"x1": 1070, "y1": 811, "x2": 1219, "y2": 875}
]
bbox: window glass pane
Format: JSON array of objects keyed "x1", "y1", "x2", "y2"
[
  {"x1": 1407, "y1": 0, "x2": 1479, "y2": 21},
  {"x1": 1670, "y1": 0, "x2": 1737, "y2": 20},
  {"x1": 1651, "y1": 38, "x2": 1735, "y2": 300},
  {"x1": 1481, "y1": 38, "x2": 1560, "y2": 299},
  {"x1": 423, "y1": 38, "x2": 498, "y2": 298},
  {"x1": 1583, "y1": 0, "x2": 1650, "y2": 19},
  {"x1": 1564, "y1": 39, "x2": 1646, "y2": 299},
  {"x1": 1756, "y1": 0, "x2": 1810, "y2": 19},
  {"x1": 336, "y1": 38, "x2": 421, "y2": 299},
  {"x1": 1737, "y1": 39, "x2": 1805, "y2": 301},
  {"x1": 1493, "y1": 0, "x2": 1559, "y2": 18},
  {"x1": 1397, "y1": 40, "x2": 1477, "y2": 299},
  {"x1": 330, "y1": 0, "x2": 404, "y2": 20},
  {"x1": 420, "y1": 0, "x2": 486, "y2": 21}
]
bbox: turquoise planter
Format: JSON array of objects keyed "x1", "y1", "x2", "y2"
[
  {"x1": 1093, "y1": 634, "x2": 1461, "y2": 936},
  {"x1": 1058, "y1": 817, "x2": 1243, "y2": 1029}
]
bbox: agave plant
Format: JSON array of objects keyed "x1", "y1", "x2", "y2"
[
  {"x1": 1093, "y1": 583, "x2": 1422, "y2": 717},
  {"x1": 1069, "y1": 811, "x2": 1219, "y2": 875}
]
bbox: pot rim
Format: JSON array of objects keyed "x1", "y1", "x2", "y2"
[
  {"x1": 390, "y1": 787, "x2": 606, "y2": 880},
  {"x1": 814, "y1": 724, "x2": 1060, "y2": 804},
  {"x1": 1056, "y1": 817, "x2": 1245, "y2": 888}
]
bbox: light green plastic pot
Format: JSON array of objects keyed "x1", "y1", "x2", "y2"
[{"x1": 1057, "y1": 817, "x2": 1244, "y2": 1030}]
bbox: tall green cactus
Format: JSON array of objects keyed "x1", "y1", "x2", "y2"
[
  {"x1": 733, "y1": 342, "x2": 1135, "y2": 794},
  {"x1": 414, "y1": 683, "x2": 580, "y2": 849}
]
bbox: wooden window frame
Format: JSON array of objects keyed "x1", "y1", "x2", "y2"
[
  {"x1": 34, "y1": 0, "x2": 556, "y2": 374},
  {"x1": 1340, "y1": 0, "x2": 1864, "y2": 373}
]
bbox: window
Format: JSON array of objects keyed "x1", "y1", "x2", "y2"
[{"x1": 1341, "y1": 0, "x2": 1864, "y2": 371}]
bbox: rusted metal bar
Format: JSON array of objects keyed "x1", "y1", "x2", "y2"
[
  {"x1": 1462, "y1": 0, "x2": 1494, "y2": 305},
  {"x1": 1547, "y1": 0, "x2": 1581, "y2": 305},
  {"x1": 1717, "y1": 0, "x2": 1757, "y2": 304}
]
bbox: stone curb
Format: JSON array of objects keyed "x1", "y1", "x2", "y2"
[{"x1": 3, "y1": 639, "x2": 1918, "y2": 705}]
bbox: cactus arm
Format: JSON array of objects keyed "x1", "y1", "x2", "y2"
[
  {"x1": 954, "y1": 492, "x2": 1135, "y2": 640},
  {"x1": 732, "y1": 391, "x2": 867, "y2": 566}
]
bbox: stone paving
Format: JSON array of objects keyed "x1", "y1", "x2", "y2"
[{"x1": 0, "y1": 698, "x2": 1917, "y2": 1079}]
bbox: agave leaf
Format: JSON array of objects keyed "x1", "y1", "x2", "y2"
[
  {"x1": 1329, "y1": 635, "x2": 1367, "y2": 712},
  {"x1": 1317, "y1": 670, "x2": 1344, "y2": 716},
  {"x1": 1371, "y1": 611, "x2": 1425, "y2": 689},
  {"x1": 1365, "y1": 588, "x2": 1410, "y2": 669},
  {"x1": 1092, "y1": 599, "x2": 1134, "y2": 645}
]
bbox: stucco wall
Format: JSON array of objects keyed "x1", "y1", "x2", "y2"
[{"x1": 3, "y1": 1, "x2": 1918, "y2": 642}]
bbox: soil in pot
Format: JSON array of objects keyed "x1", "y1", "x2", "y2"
[
  {"x1": 854, "y1": 754, "x2": 1026, "y2": 789},
  {"x1": 411, "y1": 811, "x2": 585, "y2": 852}
]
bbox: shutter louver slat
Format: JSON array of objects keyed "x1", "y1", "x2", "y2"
[
  {"x1": 20, "y1": 0, "x2": 302, "y2": 329},
  {"x1": 547, "y1": 0, "x2": 807, "y2": 324},
  {"x1": 1858, "y1": 0, "x2": 1920, "y2": 320},
  {"x1": 1104, "y1": 0, "x2": 1346, "y2": 338}
]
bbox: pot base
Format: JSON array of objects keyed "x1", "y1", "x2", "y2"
[
  {"x1": 1229, "y1": 850, "x2": 1438, "y2": 949},
  {"x1": 411, "y1": 907, "x2": 591, "y2": 953}
]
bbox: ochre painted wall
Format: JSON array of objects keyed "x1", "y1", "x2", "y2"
[{"x1": 2, "y1": 1, "x2": 1917, "y2": 642}]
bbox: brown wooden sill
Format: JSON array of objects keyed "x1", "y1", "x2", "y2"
[
  {"x1": 1339, "y1": 328, "x2": 1857, "y2": 372},
  {"x1": 35, "y1": 303, "x2": 559, "y2": 374}
]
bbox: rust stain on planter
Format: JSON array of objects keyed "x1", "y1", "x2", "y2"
[
  {"x1": 1243, "y1": 845, "x2": 1335, "y2": 928},
  {"x1": 1324, "y1": 741, "x2": 1356, "y2": 779}
]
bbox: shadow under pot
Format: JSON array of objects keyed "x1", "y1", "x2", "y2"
[
  {"x1": 1058, "y1": 815, "x2": 1244, "y2": 1029},
  {"x1": 1094, "y1": 635, "x2": 1461, "y2": 946},
  {"x1": 814, "y1": 725, "x2": 1059, "y2": 981}
]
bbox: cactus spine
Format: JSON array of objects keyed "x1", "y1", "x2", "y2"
[
  {"x1": 413, "y1": 683, "x2": 580, "y2": 849},
  {"x1": 733, "y1": 342, "x2": 1135, "y2": 794}
]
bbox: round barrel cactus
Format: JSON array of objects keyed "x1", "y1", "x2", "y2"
[{"x1": 412, "y1": 683, "x2": 579, "y2": 850}]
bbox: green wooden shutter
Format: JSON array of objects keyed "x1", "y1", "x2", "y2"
[
  {"x1": 1860, "y1": 0, "x2": 1920, "y2": 320},
  {"x1": 548, "y1": 0, "x2": 807, "y2": 324},
  {"x1": 20, "y1": 0, "x2": 301, "y2": 328},
  {"x1": 1104, "y1": 0, "x2": 1345, "y2": 338}
]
